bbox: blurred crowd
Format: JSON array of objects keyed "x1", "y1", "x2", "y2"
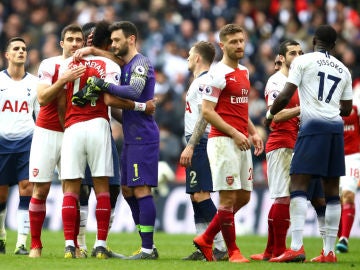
[{"x1": 1, "y1": 0, "x2": 360, "y2": 185}]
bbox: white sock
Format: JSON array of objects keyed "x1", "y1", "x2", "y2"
[
  {"x1": 317, "y1": 215, "x2": 326, "y2": 248},
  {"x1": 77, "y1": 205, "x2": 88, "y2": 250},
  {"x1": 94, "y1": 240, "x2": 106, "y2": 248},
  {"x1": 290, "y1": 196, "x2": 308, "y2": 250},
  {"x1": 0, "y1": 208, "x2": 6, "y2": 239},
  {"x1": 195, "y1": 222, "x2": 208, "y2": 235},
  {"x1": 324, "y1": 203, "x2": 341, "y2": 255},
  {"x1": 214, "y1": 232, "x2": 227, "y2": 252},
  {"x1": 16, "y1": 209, "x2": 29, "y2": 247}
]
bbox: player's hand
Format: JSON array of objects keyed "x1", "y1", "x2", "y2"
[
  {"x1": 60, "y1": 66, "x2": 86, "y2": 83},
  {"x1": 73, "y1": 47, "x2": 93, "y2": 62},
  {"x1": 72, "y1": 84, "x2": 100, "y2": 106},
  {"x1": 179, "y1": 145, "x2": 194, "y2": 167},
  {"x1": 144, "y1": 98, "x2": 157, "y2": 115},
  {"x1": 231, "y1": 130, "x2": 251, "y2": 151},
  {"x1": 250, "y1": 133, "x2": 264, "y2": 156},
  {"x1": 71, "y1": 89, "x2": 88, "y2": 107},
  {"x1": 86, "y1": 76, "x2": 110, "y2": 92}
]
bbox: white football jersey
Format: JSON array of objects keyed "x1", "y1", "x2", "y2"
[
  {"x1": 184, "y1": 72, "x2": 211, "y2": 137},
  {"x1": 265, "y1": 71, "x2": 288, "y2": 107},
  {"x1": 287, "y1": 51, "x2": 352, "y2": 124},
  {"x1": 38, "y1": 55, "x2": 63, "y2": 86},
  {"x1": 0, "y1": 70, "x2": 38, "y2": 140}
]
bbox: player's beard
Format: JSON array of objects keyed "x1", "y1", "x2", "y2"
[{"x1": 115, "y1": 43, "x2": 129, "y2": 57}]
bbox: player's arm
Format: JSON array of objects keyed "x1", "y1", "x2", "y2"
[
  {"x1": 57, "y1": 91, "x2": 66, "y2": 129},
  {"x1": 264, "y1": 82, "x2": 297, "y2": 126},
  {"x1": 202, "y1": 99, "x2": 250, "y2": 151},
  {"x1": 86, "y1": 58, "x2": 149, "y2": 100},
  {"x1": 272, "y1": 106, "x2": 300, "y2": 123},
  {"x1": 37, "y1": 66, "x2": 86, "y2": 106},
  {"x1": 73, "y1": 47, "x2": 124, "y2": 66},
  {"x1": 104, "y1": 93, "x2": 156, "y2": 115},
  {"x1": 179, "y1": 104, "x2": 208, "y2": 167},
  {"x1": 340, "y1": 99, "x2": 352, "y2": 117},
  {"x1": 247, "y1": 117, "x2": 264, "y2": 156},
  {"x1": 111, "y1": 107, "x2": 122, "y2": 124}
]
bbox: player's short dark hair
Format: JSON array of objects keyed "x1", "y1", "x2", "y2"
[
  {"x1": 6, "y1": 37, "x2": 26, "y2": 51},
  {"x1": 109, "y1": 21, "x2": 138, "y2": 40},
  {"x1": 314, "y1": 25, "x2": 337, "y2": 47},
  {"x1": 60, "y1": 24, "x2": 83, "y2": 41},
  {"x1": 219, "y1": 24, "x2": 244, "y2": 42},
  {"x1": 278, "y1": 39, "x2": 300, "y2": 56},
  {"x1": 193, "y1": 41, "x2": 215, "y2": 65},
  {"x1": 92, "y1": 20, "x2": 112, "y2": 49}
]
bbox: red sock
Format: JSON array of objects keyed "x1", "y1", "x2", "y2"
[
  {"x1": 202, "y1": 212, "x2": 221, "y2": 244},
  {"x1": 29, "y1": 197, "x2": 46, "y2": 249},
  {"x1": 264, "y1": 204, "x2": 275, "y2": 255},
  {"x1": 218, "y1": 209, "x2": 238, "y2": 257},
  {"x1": 62, "y1": 192, "x2": 78, "y2": 242},
  {"x1": 96, "y1": 192, "x2": 111, "y2": 241},
  {"x1": 272, "y1": 203, "x2": 290, "y2": 257},
  {"x1": 339, "y1": 203, "x2": 355, "y2": 239},
  {"x1": 74, "y1": 204, "x2": 80, "y2": 248}
]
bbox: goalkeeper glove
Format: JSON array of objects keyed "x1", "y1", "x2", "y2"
[
  {"x1": 72, "y1": 84, "x2": 100, "y2": 106},
  {"x1": 86, "y1": 76, "x2": 110, "y2": 92}
]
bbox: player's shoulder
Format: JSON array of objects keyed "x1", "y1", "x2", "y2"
[{"x1": 40, "y1": 55, "x2": 63, "y2": 66}]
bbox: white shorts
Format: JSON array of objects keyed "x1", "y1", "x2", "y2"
[
  {"x1": 207, "y1": 136, "x2": 253, "y2": 191},
  {"x1": 29, "y1": 126, "x2": 63, "y2": 183},
  {"x1": 61, "y1": 118, "x2": 113, "y2": 180},
  {"x1": 340, "y1": 153, "x2": 360, "y2": 194},
  {"x1": 266, "y1": 148, "x2": 293, "y2": 199}
]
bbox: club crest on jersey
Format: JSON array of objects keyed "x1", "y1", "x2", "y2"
[
  {"x1": 33, "y1": 168, "x2": 39, "y2": 177},
  {"x1": 226, "y1": 176, "x2": 234, "y2": 186}
]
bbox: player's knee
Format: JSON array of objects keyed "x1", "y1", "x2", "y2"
[
  {"x1": 342, "y1": 190, "x2": 355, "y2": 204},
  {"x1": 192, "y1": 191, "x2": 211, "y2": 202}
]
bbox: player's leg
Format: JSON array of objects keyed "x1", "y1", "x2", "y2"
[
  {"x1": 92, "y1": 177, "x2": 111, "y2": 259},
  {"x1": 125, "y1": 143, "x2": 159, "y2": 260},
  {"x1": 60, "y1": 122, "x2": 87, "y2": 258},
  {"x1": 336, "y1": 153, "x2": 359, "y2": 253},
  {"x1": 0, "y1": 154, "x2": 13, "y2": 254},
  {"x1": 29, "y1": 182, "x2": 51, "y2": 257},
  {"x1": 29, "y1": 127, "x2": 63, "y2": 257},
  {"x1": 0, "y1": 185, "x2": 8, "y2": 254},
  {"x1": 86, "y1": 118, "x2": 113, "y2": 259},
  {"x1": 15, "y1": 149, "x2": 33, "y2": 255},
  {"x1": 183, "y1": 137, "x2": 226, "y2": 260},
  {"x1": 78, "y1": 166, "x2": 92, "y2": 257}
]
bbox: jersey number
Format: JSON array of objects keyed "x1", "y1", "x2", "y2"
[{"x1": 317, "y1": 72, "x2": 341, "y2": 103}]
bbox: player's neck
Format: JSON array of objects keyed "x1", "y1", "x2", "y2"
[
  {"x1": 193, "y1": 65, "x2": 209, "y2": 78},
  {"x1": 280, "y1": 67, "x2": 289, "y2": 77},
  {"x1": 222, "y1": 56, "x2": 239, "y2": 69},
  {"x1": 122, "y1": 48, "x2": 138, "y2": 64},
  {"x1": 6, "y1": 64, "x2": 25, "y2": 81}
]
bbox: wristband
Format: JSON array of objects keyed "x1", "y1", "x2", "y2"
[
  {"x1": 265, "y1": 110, "x2": 274, "y2": 120},
  {"x1": 134, "y1": 102, "x2": 146, "y2": 111}
]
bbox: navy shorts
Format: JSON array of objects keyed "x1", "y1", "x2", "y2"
[
  {"x1": 290, "y1": 133, "x2": 345, "y2": 177},
  {"x1": 82, "y1": 136, "x2": 120, "y2": 186},
  {"x1": 185, "y1": 137, "x2": 213, "y2": 194},
  {"x1": 0, "y1": 151, "x2": 30, "y2": 186},
  {"x1": 120, "y1": 142, "x2": 159, "y2": 187}
]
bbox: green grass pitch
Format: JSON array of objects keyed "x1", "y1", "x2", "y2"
[{"x1": 1, "y1": 230, "x2": 359, "y2": 270}]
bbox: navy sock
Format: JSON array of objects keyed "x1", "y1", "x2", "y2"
[{"x1": 198, "y1": 198, "x2": 217, "y2": 222}]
